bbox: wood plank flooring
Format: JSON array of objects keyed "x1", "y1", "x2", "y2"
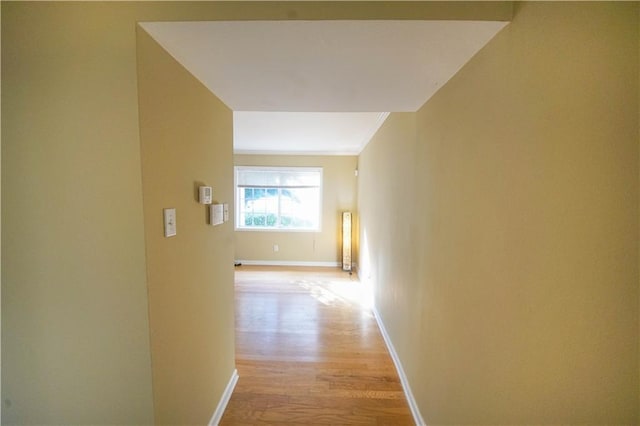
[{"x1": 220, "y1": 266, "x2": 414, "y2": 425}]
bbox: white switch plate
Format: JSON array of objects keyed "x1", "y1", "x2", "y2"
[
  {"x1": 163, "y1": 208, "x2": 176, "y2": 237},
  {"x1": 210, "y1": 204, "x2": 224, "y2": 226}
]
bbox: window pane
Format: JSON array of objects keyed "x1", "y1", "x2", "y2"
[
  {"x1": 253, "y1": 215, "x2": 266, "y2": 226},
  {"x1": 236, "y1": 167, "x2": 322, "y2": 231},
  {"x1": 281, "y1": 187, "x2": 319, "y2": 229}
]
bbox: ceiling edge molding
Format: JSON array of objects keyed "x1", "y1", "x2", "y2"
[
  {"x1": 234, "y1": 150, "x2": 360, "y2": 157},
  {"x1": 357, "y1": 112, "x2": 390, "y2": 154}
]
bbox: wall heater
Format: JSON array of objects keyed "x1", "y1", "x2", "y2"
[{"x1": 342, "y1": 212, "x2": 352, "y2": 272}]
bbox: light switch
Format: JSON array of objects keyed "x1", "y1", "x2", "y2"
[{"x1": 163, "y1": 208, "x2": 176, "y2": 237}]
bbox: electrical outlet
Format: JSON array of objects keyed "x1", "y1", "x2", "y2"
[{"x1": 273, "y1": 244, "x2": 279, "y2": 252}]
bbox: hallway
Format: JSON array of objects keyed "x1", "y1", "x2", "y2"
[{"x1": 220, "y1": 266, "x2": 413, "y2": 425}]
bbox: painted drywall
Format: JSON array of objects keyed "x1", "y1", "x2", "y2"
[
  {"x1": 1, "y1": 5, "x2": 3, "y2": 421},
  {"x1": 1, "y1": 4, "x2": 155, "y2": 423},
  {"x1": 1, "y1": 1, "x2": 512, "y2": 423},
  {"x1": 235, "y1": 155, "x2": 358, "y2": 266},
  {"x1": 358, "y1": 2, "x2": 639, "y2": 424},
  {"x1": 137, "y1": 28, "x2": 235, "y2": 424}
]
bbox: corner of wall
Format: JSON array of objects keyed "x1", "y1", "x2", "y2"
[
  {"x1": 1, "y1": 1, "x2": 3, "y2": 421},
  {"x1": 137, "y1": 26, "x2": 236, "y2": 424}
]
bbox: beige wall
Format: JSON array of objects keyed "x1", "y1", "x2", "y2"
[
  {"x1": 137, "y1": 29, "x2": 235, "y2": 424},
  {"x1": 1, "y1": 4, "x2": 155, "y2": 423},
  {"x1": 235, "y1": 155, "x2": 357, "y2": 265},
  {"x1": 0, "y1": 0, "x2": 515, "y2": 423},
  {"x1": 1, "y1": 4, "x2": 3, "y2": 421},
  {"x1": 358, "y1": 2, "x2": 639, "y2": 424}
]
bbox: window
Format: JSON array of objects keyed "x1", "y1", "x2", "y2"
[{"x1": 235, "y1": 166, "x2": 322, "y2": 231}]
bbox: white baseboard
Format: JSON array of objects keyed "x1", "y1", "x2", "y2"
[
  {"x1": 208, "y1": 368, "x2": 239, "y2": 426},
  {"x1": 235, "y1": 260, "x2": 340, "y2": 268},
  {"x1": 372, "y1": 308, "x2": 426, "y2": 426}
]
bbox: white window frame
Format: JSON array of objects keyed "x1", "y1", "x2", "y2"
[{"x1": 234, "y1": 166, "x2": 323, "y2": 232}]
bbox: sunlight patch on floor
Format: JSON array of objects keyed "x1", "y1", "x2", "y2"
[{"x1": 297, "y1": 276, "x2": 373, "y2": 311}]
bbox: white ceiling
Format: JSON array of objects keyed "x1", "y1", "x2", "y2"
[
  {"x1": 233, "y1": 111, "x2": 389, "y2": 155},
  {"x1": 141, "y1": 20, "x2": 508, "y2": 155}
]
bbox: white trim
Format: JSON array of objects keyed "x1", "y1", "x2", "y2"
[
  {"x1": 234, "y1": 150, "x2": 361, "y2": 156},
  {"x1": 357, "y1": 112, "x2": 390, "y2": 154},
  {"x1": 372, "y1": 308, "x2": 426, "y2": 426},
  {"x1": 236, "y1": 260, "x2": 340, "y2": 268},
  {"x1": 235, "y1": 227, "x2": 319, "y2": 233},
  {"x1": 209, "y1": 369, "x2": 239, "y2": 426}
]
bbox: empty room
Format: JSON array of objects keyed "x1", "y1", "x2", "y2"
[{"x1": 2, "y1": 1, "x2": 639, "y2": 425}]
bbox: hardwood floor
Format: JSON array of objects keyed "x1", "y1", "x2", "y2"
[{"x1": 220, "y1": 266, "x2": 414, "y2": 425}]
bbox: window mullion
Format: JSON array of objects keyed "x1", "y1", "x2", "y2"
[{"x1": 277, "y1": 187, "x2": 282, "y2": 228}]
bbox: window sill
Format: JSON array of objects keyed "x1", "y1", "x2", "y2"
[{"x1": 235, "y1": 227, "x2": 321, "y2": 233}]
